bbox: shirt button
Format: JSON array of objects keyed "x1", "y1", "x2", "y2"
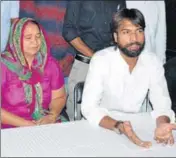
[{"x1": 104, "y1": 22, "x2": 107, "y2": 24}]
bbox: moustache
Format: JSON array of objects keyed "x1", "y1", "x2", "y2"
[{"x1": 125, "y1": 42, "x2": 142, "y2": 48}]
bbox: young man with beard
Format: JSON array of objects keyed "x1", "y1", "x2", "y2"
[{"x1": 81, "y1": 9, "x2": 176, "y2": 148}]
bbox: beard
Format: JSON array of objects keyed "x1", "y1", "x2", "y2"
[{"x1": 116, "y1": 41, "x2": 145, "y2": 58}]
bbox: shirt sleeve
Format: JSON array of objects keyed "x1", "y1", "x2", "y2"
[
  {"x1": 50, "y1": 58, "x2": 64, "y2": 90},
  {"x1": 149, "y1": 56, "x2": 175, "y2": 123},
  {"x1": 81, "y1": 54, "x2": 110, "y2": 126},
  {"x1": 10, "y1": 1, "x2": 19, "y2": 18},
  {"x1": 62, "y1": 1, "x2": 81, "y2": 42}
]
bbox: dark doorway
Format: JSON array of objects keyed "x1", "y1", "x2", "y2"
[{"x1": 165, "y1": 0, "x2": 176, "y2": 60}]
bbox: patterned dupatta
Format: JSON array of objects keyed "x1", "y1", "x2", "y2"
[{"x1": 1, "y1": 18, "x2": 49, "y2": 120}]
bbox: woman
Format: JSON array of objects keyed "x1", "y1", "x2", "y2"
[{"x1": 1, "y1": 18, "x2": 68, "y2": 128}]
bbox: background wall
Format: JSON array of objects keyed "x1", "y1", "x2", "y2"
[{"x1": 165, "y1": 0, "x2": 176, "y2": 60}]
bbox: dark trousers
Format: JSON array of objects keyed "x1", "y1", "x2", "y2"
[{"x1": 164, "y1": 57, "x2": 176, "y2": 114}]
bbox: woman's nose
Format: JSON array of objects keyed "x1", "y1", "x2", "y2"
[{"x1": 31, "y1": 38, "x2": 38, "y2": 45}]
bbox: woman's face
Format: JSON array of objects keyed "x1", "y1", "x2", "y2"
[{"x1": 23, "y1": 22, "x2": 41, "y2": 57}]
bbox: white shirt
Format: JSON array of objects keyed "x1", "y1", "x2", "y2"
[
  {"x1": 81, "y1": 46, "x2": 175, "y2": 126},
  {"x1": 1, "y1": 1, "x2": 19, "y2": 52},
  {"x1": 126, "y1": 1, "x2": 166, "y2": 64}
]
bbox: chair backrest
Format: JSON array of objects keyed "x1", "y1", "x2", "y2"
[{"x1": 74, "y1": 82, "x2": 85, "y2": 120}]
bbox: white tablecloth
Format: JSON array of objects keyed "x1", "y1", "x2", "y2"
[{"x1": 1, "y1": 113, "x2": 176, "y2": 157}]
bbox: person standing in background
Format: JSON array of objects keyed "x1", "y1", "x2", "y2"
[
  {"x1": 63, "y1": 1, "x2": 126, "y2": 120},
  {"x1": 126, "y1": 1, "x2": 166, "y2": 64},
  {"x1": 1, "y1": 1, "x2": 19, "y2": 52}
]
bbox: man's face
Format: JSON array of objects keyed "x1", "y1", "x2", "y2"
[{"x1": 114, "y1": 19, "x2": 145, "y2": 57}]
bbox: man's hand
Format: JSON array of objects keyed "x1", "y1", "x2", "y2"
[
  {"x1": 154, "y1": 123, "x2": 176, "y2": 145},
  {"x1": 36, "y1": 115, "x2": 57, "y2": 125},
  {"x1": 119, "y1": 121, "x2": 152, "y2": 148}
]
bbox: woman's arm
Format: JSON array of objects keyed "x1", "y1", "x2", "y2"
[
  {"x1": 37, "y1": 86, "x2": 67, "y2": 125},
  {"x1": 1, "y1": 108, "x2": 36, "y2": 127},
  {"x1": 49, "y1": 86, "x2": 67, "y2": 119}
]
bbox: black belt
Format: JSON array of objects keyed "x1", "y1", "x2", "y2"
[{"x1": 75, "y1": 54, "x2": 91, "y2": 64}]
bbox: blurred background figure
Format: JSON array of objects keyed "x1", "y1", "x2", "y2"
[
  {"x1": 1, "y1": 1, "x2": 19, "y2": 52},
  {"x1": 63, "y1": 1, "x2": 126, "y2": 120}
]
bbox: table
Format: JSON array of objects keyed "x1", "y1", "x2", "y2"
[{"x1": 1, "y1": 113, "x2": 176, "y2": 157}]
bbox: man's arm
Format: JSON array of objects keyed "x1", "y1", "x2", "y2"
[
  {"x1": 81, "y1": 54, "x2": 151, "y2": 148},
  {"x1": 99, "y1": 116, "x2": 117, "y2": 130},
  {"x1": 70, "y1": 37, "x2": 94, "y2": 57},
  {"x1": 149, "y1": 56, "x2": 175, "y2": 122},
  {"x1": 62, "y1": 1, "x2": 94, "y2": 57},
  {"x1": 149, "y1": 56, "x2": 176, "y2": 144}
]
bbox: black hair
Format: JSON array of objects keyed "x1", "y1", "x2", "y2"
[{"x1": 112, "y1": 8, "x2": 146, "y2": 33}]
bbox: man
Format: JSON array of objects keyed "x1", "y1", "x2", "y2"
[
  {"x1": 1, "y1": 1, "x2": 19, "y2": 52},
  {"x1": 126, "y1": 1, "x2": 166, "y2": 64},
  {"x1": 63, "y1": 1, "x2": 126, "y2": 120},
  {"x1": 81, "y1": 9, "x2": 176, "y2": 148}
]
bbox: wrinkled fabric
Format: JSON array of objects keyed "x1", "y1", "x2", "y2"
[
  {"x1": 1, "y1": 56, "x2": 64, "y2": 128},
  {"x1": 1, "y1": 18, "x2": 64, "y2": 128}
]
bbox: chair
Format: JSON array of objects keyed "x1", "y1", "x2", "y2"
[
  {"x1": 74, "y1": 81, "x2": 85, "y2": 120},
  {"x1": 60, "y1": 107, "x2": 70, "y2": 122}
]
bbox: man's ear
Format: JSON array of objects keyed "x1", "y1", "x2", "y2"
[{"x1": 113, "y1": 32, "x2": 118, "y2": 43}]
